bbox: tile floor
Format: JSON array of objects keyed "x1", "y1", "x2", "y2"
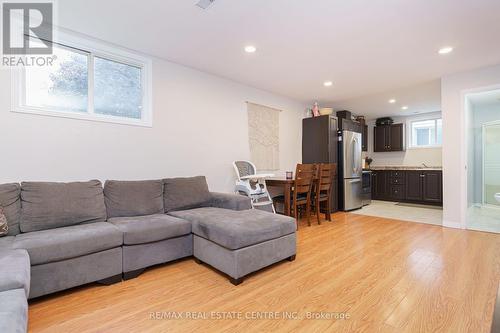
[
  {"x1": 467, "y1": 205, "x2": 500, "y2": 233},
  {"x1": 351, "y1": 200, "x2": 443, "y2": 226}
]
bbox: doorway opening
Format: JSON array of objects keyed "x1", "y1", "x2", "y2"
[{"x1": 465, "y1": 89, "x2": 500, "y2": 233}]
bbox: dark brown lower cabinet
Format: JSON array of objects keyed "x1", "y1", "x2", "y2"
[
  {"x1": 372, "y1": 169, "x2": 442, "y2": 206},
  {"x1": 406, "y1": 171, "x2": 423, "y2": 201},
  {"x1": 372, "y1": 171, "x2": 388, "y2": 200},
  {"x1": 390, "y1": 185, "x2": 405, "y2": 200},
  {"x1": 422, "y1": 171, "x2": 443, "y2": 203}
]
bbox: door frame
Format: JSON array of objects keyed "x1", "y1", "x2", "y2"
[{"x1": 461, "y1": 85, "x2": 500, "y2": 229}]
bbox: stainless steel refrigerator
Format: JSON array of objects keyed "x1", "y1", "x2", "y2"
[{"x1": 339, "y1": 130, "x2": 363, "y2": 211}]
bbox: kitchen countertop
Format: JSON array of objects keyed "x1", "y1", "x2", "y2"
[{"x1": 367, "y1": 166, "x2": 443, "y2": 171}]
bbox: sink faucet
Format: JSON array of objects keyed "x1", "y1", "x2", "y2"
[{"x1": 422, "y1": 163, "x2": 429, "y2": 168}]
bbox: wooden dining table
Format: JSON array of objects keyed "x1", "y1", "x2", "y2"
[
  {"x1": 267, "y1": 177, "x2": 321, "y2": 217},
  {"x1": 266, "y1": 178, "x2": 295, "y2": 216}
]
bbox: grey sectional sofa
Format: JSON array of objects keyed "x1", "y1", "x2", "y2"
[
  {"x1": 0, "y1": 249, "x2": 30, "y2": 333},
  {"x1": 0, "y1": 176, "x2": 296, "y2": 332}
]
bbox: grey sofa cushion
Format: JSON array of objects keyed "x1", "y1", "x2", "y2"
[
  {"x1": 0, "y1": 250, "x2": 30, "y2": 297},
  {"x1": 0, "y1": 183, "x2": 21, "y2": 236},
  {"x1": 0, "y1": 289, "x2": 28, "y2": 333},
  {"x1": 210, "y1": 192, "x2": 252, "y2": 211},
  {"x1": 104, "y1": 180, "x2": 164, "y2": 218},
  {"x1": 163, "y1": 176, "x2": 212, "y2": 213},
  {"x1": 168, "y1": 207, "x2": 296, "y2": 250},
  {"x1": 0, "y1": 236, "x2": 14, "y2": 250},
  {"x1": 13, "y1": 222, "x2": 122, "y2": 265},
  {"x1": 108, "y1": 214, "x2": 191, "y2": 245},
  {"x1": 20, "y1": 180, "x2": 107, "y2": 233}
]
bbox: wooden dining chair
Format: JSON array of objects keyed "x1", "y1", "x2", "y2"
[
  {"x1": 273, "y1": 164, "x2": 315, "y2": 228},
  {"x1": 313, "y1": 163, "x2": 337, "y2": 224}
]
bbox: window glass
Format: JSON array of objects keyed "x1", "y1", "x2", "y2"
[
  {"x1": 25, "y1": 44, "x2": 88, "y2": 113},
  {"x1": 411, "y1": 119, "x2": 442, "y2": 147},
  {"x1": 94, "y1": 57, "x2": 142, "y2": 119},
  {"x1": 436, "y1": 119, "x2": 443, "y2": 144},
  {"x1": 15, "y1": 33, "x2": 151, "y2": 126},
  {"x1": 416, "y1": 128, "x2": 430, "y2": 146}
]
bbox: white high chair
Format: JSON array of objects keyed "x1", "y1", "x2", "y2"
[{"x1": 233, "y1": 160, "x2": 275, "y2": 213}]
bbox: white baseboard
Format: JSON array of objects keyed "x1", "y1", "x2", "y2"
[{"x1": 442, "y1": 220, "x2": 464, "y2": 229}]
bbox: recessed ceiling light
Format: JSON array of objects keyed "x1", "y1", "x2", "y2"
[
  {"x1": 323, "y1": 81, "x2": 333, "y2": 87},
  {"x1": 388, "y1": 99, "x2": 396, "y2": 104},
  {"x1": 244, "y1": 45, "x2": 256, "y2": 53},
  {"x1": 402, "y1": 106, "x2": 409, "y2": 110},
  {"x1": 438, "y1": 46, "x2": 453, "y2": 54}
]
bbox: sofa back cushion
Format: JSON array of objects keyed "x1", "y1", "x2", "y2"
[
  {"x1": 0, "y1": 183, "x2": 21, "y2": 235},
  {"x1": 163, "y1": 176, "x2": 211, "y2": 212},
  {"x1": 104, "y1": 180, "x2": 164, "y2": 218},
  {"x1": 20, "y1": 180, "x2": 107, "y2": 233}
]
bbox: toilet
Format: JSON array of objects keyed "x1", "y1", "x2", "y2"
[{"x1": 496, "y1": 193, "x2": 500, "y2": 203}]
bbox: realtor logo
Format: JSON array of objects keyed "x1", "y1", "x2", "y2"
[{"x1": 2, "y1": 2, "x2": 53, "y2": 55}]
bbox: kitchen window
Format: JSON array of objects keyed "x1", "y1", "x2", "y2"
[
  {"x1": 12, "y1": 32, "x2": 152, "y2": 127},
  {"x1": 410, "y1": 118, "x2": 442, "y2": 148}
]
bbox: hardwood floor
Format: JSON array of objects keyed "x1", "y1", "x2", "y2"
[{"x1": 28, "y1": 213, "x2": 500, "y2": 333}]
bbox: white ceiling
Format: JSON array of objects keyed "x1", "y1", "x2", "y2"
[
  {"x1": 57, "y1": 0, "x2": 500, "y2": 112},
  {"x1": 332, "y1": 80, "x2": 442, "y2": 119}
]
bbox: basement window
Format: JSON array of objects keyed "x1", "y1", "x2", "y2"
[
  {"x1": 12, "y1": 32, "x2": 152, "y2": 127},
  {"x1": 410, "y1": 118, "x2": 442, "y2": 148}
]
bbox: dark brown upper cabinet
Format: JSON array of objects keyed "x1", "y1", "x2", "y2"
[
  {"x1": 373, "y1": 124, "x2": 405, "y2": 152},
  {"x1": 362, "y1": 125, "x2": 368, "y2": 152}
]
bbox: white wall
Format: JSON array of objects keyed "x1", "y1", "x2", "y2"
[
  {"x1": 441, "y1": 63, "x2": 500, "y2": 229},
  {"x1": 363, "y1": 112, "x2": 442, "y2": 167},
  {"x1": 0, "y1": 57, "x2": 306, "y2": 192}
]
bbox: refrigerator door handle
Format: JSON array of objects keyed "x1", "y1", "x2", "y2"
[
  {"x1": 349, "y1": 179, "x2": 362, "y2": 183},
  {"x1": 352, "y1": 137, "x2": 358, "y2": 173},
  {"x1": 350, "y1": 133, "x2": 362, "y2": 176}
]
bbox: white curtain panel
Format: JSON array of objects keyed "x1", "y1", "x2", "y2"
[{"x1": 247, "y1": 102, "x2": 280, "y2": 171}]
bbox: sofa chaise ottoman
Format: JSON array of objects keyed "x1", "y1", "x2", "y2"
[{"x1": 169, "y1": 207, "x2": 297, "y2": 285}]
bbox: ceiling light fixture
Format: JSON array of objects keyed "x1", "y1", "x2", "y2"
[
  {"x1": 438, "y1": 46, "x2": 453, "y2": 54},
  {"x1": 244, "y1": 45, "x2": 256, "y2": 53},
  {"x1": 402, "y1": 106, "x2": 409, "y2": 110},
  {"x1": 196, "y1": 0, "x2": 216, "y2": 9},
  {"x1": 323, "y1": 81, "x2": 333, "y2": 87},
  {"x1": 388, "y1": 99, "x2": 396, "y2": 104}
]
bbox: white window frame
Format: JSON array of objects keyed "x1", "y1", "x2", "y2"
[
  {"x1": 408, "y1": 116, "x2": 442, "y2": 149},
  {"x1": 11, "y1": 30, "x2": 153, "y2": 127}
]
